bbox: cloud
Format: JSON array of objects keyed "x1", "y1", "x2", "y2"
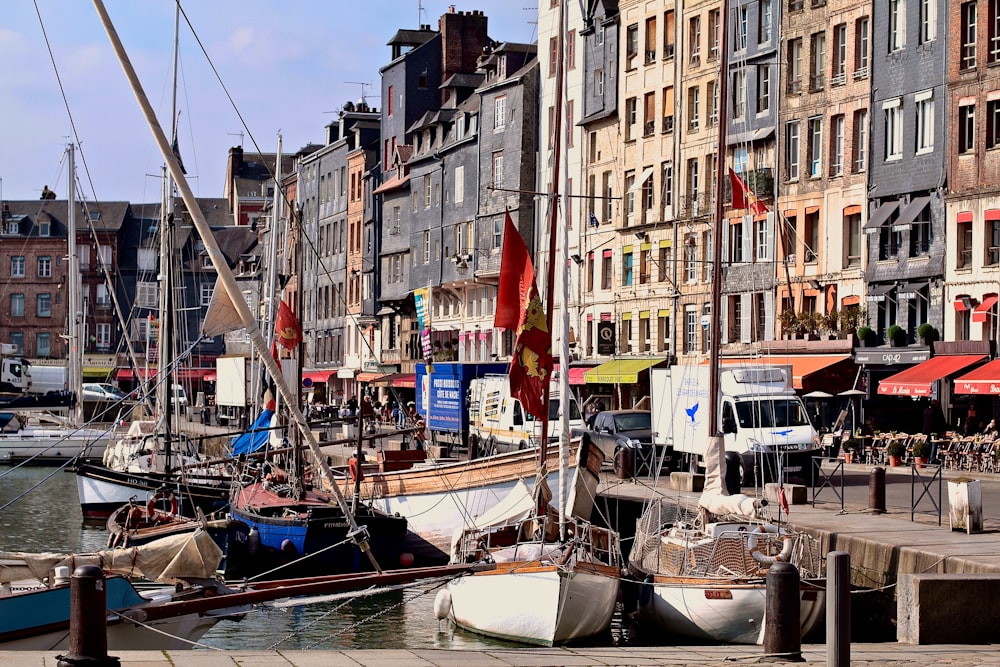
[{"x1": 226, "y1": 26, "x2": 255, "y2": 52}]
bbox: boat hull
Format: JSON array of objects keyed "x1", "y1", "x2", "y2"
[
  {"x1": 448, "y1": 562, "x2": 621, "y2": 646},
  {"x1": 0, "y1": 428, "x2": 111, "y2": 465},
  {"x1": 358, "y1": 446, "x2": 586, "y2": 563},
  {"x1": 638, "y1": 576, "x2": 825, "y2": 644},
  {"x1": 75, "y1": 462, "x2": 229, "y2": 520}
]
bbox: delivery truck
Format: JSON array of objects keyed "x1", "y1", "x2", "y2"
[
  {"x1": 467, "y1": 373, "x2": 584, "y2": 455},
  {"x1": 651, "y1": 364, "x2": 820, "y2": 485}
]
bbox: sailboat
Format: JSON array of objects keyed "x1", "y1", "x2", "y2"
[
  {"x1": 0, "y1": 145, "x2": 115, "y2": 465},
  {"x1": 625, "y1": 0, "x2": 825, "y2": 644},
  {"x1": 435, "y1": 6, "x2": 621, "y2": 642}
]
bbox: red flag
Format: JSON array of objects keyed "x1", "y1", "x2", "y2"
[
  {"x1": 729, "y1": 168, "x2": 768, "y2": 215},
  {"x1": 494, "y1": 212, "x2": 552, "y2": 420},
  {"x1": 274, "y1": 299, "x2": 302, "y2": 350}
]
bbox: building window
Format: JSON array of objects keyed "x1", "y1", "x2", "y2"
[
  {"x1": 622, "y1": 251, "x2": 634, "y2": 286},
  {"x1": 626, "y1": 23, "x2": 639, "y2": 68},
  {"x1": 643, "y1": 93, "x2": 656, "y2": 136},
  {"x1": 601, "y1": 252, "x2": 612, "y2": 290},
  {"x1": 688, "y1": 86, "x2": 700, "y2": 130},
  {"x1": 454, "y1": 166, "x2": 464, "y2": 204},
  {"x1": 387, "y1": 85, "x2": 394, "y2": 116},
  {"x1": 423, "y1": 175, "x2": 432, "y2": 208},
  {"x1": 915, "y1": 90, "x2": 934, "y2": 154},
  {"x1": 709, "y1": 9, "x2": 720, "y2": 58},
  {"x1": 658, "y1": 244, "x2": 672, "y2": 282},
  {"x1": 845, "y1": 212, "x2": 861, "y2": 267},
  {"x1": 689, "y1": 16, "x2": 701, "y2": 63},
  {"x1": 786, "y1": 120, "x2": 800, "y2": 181},
  {"x1": 752, "y1": 65, "x2": 769, "y2": 115},
  {"x1": 602, "y1": 171, "x2": 613, "y2": 221},
  {"x1": 961, "y1": 2, "x2": 978, "y2": 69},
  {"x1": 958, "y1": 219, "x2": 973, "y2": 268},
  {"x1": 96, "y1": 284, "x2": 110, "y2": 307},
  {"x1": 36, "y1": 333, "x2": 50, "y2": 358},
  {"x1": 756, "y1": 217, "x2": 770, "y2": 261},
  {"x1": 804, "y1": 210, "x2": 819, "y2": 263},
  {"x1": 494, "y1": 95, "x2": 506, "y2": 131},
  {"x1": 830, "y1": 114, "x2": 845, "y2": 177},
  {"x1": 919, "y1": 0, "x2": 937, "y2": 43},
  {"x1": 988, "y1": 99, "x2": 1000, "y2": 149},
  {"x1": 644, "y1": 17, "x2": 656, "y2": 63},
  {"x1": 37, "y1": 219, "x2": 50, "y2": 236},
  {"x1": 735, "y1": 5, "x2": 748, "y2": 51},
  {"x1": 423, "y1": 230, "x2": 430, "y2": 264},
  {"x1": 832, "y1": 24, "x2": 847, "y2": 84},
  {"x1": 959, "y1": 103, "x2": 976, "y2": 153},
  {"x1": 201, "y1": 284, "x2": 213, "y2": 307},
  {"x1": 663, "y1": 86, "x2": 675, "y2": 132},
  {"x1": 586, "y1": 253, "x2": 595, "y2": 292},
  {"x1": 730, "y1": 217, "x2": 744, "y2": 263},
  {"x1": 136, "y1": 281, "x2": 157, "y2": 308},
  {"x1": 661, "y1": 161, "x2": 673, "y2": 213},
  {"x1": 11, "y1": 256, "x2": 24, "y2": 278},
  {"x1": 990, "y1": 0, "x2": 1000, "y2": 63},
  {"x1": 664, "y1": 10, "x2": 675, "y2": 57},
  {"x1": 657, "y1": 313, "x2": 670, "y2": 352},
  {"x1": 788, "y1": 38, "x2": 803, "y2": 92},
  {"x1": 856, "y1": 16, "x2": 870, "y2": 76},
  {"x1": 988, "y1": 217, "x2": 1000, "y2": 265},
  {"x1": 9, "y1": 333, "x2": 23, "y2": 355},
  {"x1": 492, "y1": 152, "x2": 504, "y2": 188},
  {"x1": 910, "y1": 201, "x2": 931, "y2": 256},
  {"x1": 626, "y1": 97, "x2": 638, "y2": 140},
  {"x1": 624, "y1": 171, "x2": 636, "y2": 223},
  {"x1": 10, "y1": 294, "x2": 24, "y2": 317},
  {"x1": 810, "y1": 32, "x2": 826, "y2": 91},
  {"x1": 808, "y1": 116, "x2": 823, "y2": 177},
  {"x1": 684, "y1": 305, "x2": 697, "y2": 353},
  {"x1": 759, "y1": 0, "x2": 773, "y2": 43},
  {"x1": 733, "y1": 70, "x2": 746, "y2": 119},
  {"x1": 37, "y1": 293, "x2": 51, "y2": 317},
  {"x1": 97, "y1": 323, "x2": 111, "y2": 351},
  {"x1": 38, "y1": 256, "x2": 51, "y2": 278},
  {"x1": 884, "y1": 99, "x2": 903, "y2": 160},
  {"x1": 687, "y1": 157, "x2": 700, "y2": 207},
  {"x1": 567, "y1": 29, "x2": 576, "y2": 69},
  {"x1": 889, "y1": 0, "x2": 906, "y2": 52},
  {"x1": 853, "y1": 108, "x2": 868, "y2": 172},
  {"x1": 595, "y1": 68, "x2": 604, "y2": 96},
  {"x1": 685, "y1": 240, "x2": 698, "y2": 282}
]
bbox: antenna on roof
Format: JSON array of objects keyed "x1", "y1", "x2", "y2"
[
  {"x1": 227, "y1": 132, "x2": 245, "y2": 148},
  {"x1": 418, "y1": 0, "x2": 427, "y2": 26},
  {"x1": 345, "y1": 81, "x2": 374, "y2": 108}
]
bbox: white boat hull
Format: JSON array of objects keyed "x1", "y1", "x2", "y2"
[
  {"x1": 639, "y1": 578, "x2": 825, "y2": 644},
  {"x1": 447, "y1": 563, "x2": 620, "y2": 646},
  {"x1": 0, "y1": 428, "x2": 111, "y2": 464}
]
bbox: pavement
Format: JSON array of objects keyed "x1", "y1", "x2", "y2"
[{"x1": 2, "y1": 644, "x2": 1000, "y2": 666}]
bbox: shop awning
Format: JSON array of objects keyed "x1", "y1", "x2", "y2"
[
  {"x1": 954, "y1": 359, "x2": 1000, "y2": 395},
  {"x1": 714, "y1": 354, "x2": 852, "y2": 390},
  {"x1": 584, "y1": 358, "x2": 665, "y2": 384},
  {"x1": 972, "y1": 294, "x2": 998, "y2": 323},
  {"x1": 356, "y1": 372, "x2": 384, "y2": 383},
  {"x1": 893, "y1": 196, "x2": 930, "y2": 230},
  {"x1": 114, "y1": 368, "x2": 212, "y2": 381},
  {"x1": 302, "y1": 370, "x2": 334, "y2": 384},
  {"x1": 204, "y1": 372, "x2": 217, "y2": 382},
  {"x1": 554, "y1": 364, "x2": 593, "y2": 386},
  {"x1": 82, "y1": 366, "x2": 113, "y2": 378},
  {"x1": 878, "y1": 354, "x2": 987, "y2": 397},
  {"x1": 372, "y1": 372, "x2": 416, "y2": 388},
  {"x1": 864, "y1": 200, "x2": 899, "y2": 231}
]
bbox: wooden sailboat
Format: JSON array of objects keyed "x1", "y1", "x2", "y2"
[
  {"x1": 625, "y1": 0, "x2": 825, "y2": 644},
  {"x1": 435, "y1": 5, "x2": 622, "y2": 644}
]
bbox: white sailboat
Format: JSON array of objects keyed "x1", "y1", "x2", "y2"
[
  {"x1": 0, "y1": 144, "x2": 114, "y2": 464},
  {"x1": 626, "y1": 0, "x2": 825, "y2": 644},
  {"x1": 435, "y1": 5, "x2": 622, "y2": 644}
]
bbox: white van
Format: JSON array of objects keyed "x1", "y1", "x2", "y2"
[
  {"x1": 27, "y1": 365, "x2": 67, "y2": 394},
  {"x1": 171, "y1": 384, "x2": 189, "y2": 409},
  {"x1": 468, "y1": 374, "x2": 584, "y2": 455}
]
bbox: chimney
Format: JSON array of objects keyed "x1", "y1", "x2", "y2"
[{"x1": 439, "y1": 9, "x2": 489, "y2": 103}]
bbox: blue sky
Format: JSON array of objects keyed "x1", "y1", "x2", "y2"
[{"x1": 0, "y1": 1, "x2": 538, "y2": 204}]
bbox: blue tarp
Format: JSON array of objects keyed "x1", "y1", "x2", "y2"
[{"x1": 230, "y1": 409, "x2": 274, "y2": 456}]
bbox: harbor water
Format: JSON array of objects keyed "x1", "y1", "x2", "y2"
[{"x1": 0, "y1": 464, "x2": 620, "y2": 650}]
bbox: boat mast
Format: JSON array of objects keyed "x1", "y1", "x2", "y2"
[
  {"x1": 92, "y1": 0, "x2": 381, "y2": 571},
  {"x1": 555, "y1": 0, "x2": 571, "y2": 539},
  {"x1": 708, "y1": 0, "x2": 730, "y2": 440},
  {"x1": 66, "y1": 144, "x2": 83, "y2": 428}
]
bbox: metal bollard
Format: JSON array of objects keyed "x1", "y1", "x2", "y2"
[
  {"x1": 57, "y1": 565, "x2": 120, "y2": 667},
  {"x1": 826, "y1": 551, "x2": 851, "y2": 667},
  {"x1": 868, "y1": 466, "x2": 886, "y2": 514},
  {"x1": 764, "y1": 561, "x2": 803, "y2": 661}
]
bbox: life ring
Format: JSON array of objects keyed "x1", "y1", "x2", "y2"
[
  {"x1": 748, "y1": 524, "x2": 794, "y2": 565},
  {"x1": 349, "y1": 456, "x2": 364, "y2": 481},
  {"x1": 147, "y1": 490, "x2": 178, "y2": 519}
]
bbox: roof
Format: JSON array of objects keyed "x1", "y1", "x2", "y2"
[{"x1": 1, "y1": 200, "x2": 130, "y2": 233}]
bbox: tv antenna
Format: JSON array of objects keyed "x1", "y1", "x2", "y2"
[
  {"x1": 227, "y1": 132, "x2": 244, "y2": 148},
  {"x1": 345, "y1": 81, "x2": 374, "y2": 107}
]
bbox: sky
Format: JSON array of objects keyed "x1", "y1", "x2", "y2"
[{"x1": 0, "y1": 1, "x2": 538, "y2": 205}]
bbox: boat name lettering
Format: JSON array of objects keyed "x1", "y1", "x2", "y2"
[{"x1": 323, "y1": 522, "x2": 349, "y2": 529}]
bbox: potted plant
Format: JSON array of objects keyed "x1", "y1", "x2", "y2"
[
  {"x1": 911, "y1": 439, "x2": 931, "y2": 468},
  {"x1": 887, "y1": 439, "x2": 906, "y2": 466},
  {"x1": 917, "y1": 323, "x2": 937, "y2": 345},
  {"x1": 841, "y1": 438, "x2": 860, "y2": 464},
  {"x1": 779, "y1": 308, "x2": 798, "y2": 338},
  {"x1": 887, "y1": 324, "x2": 906, "y2": 347},
  {"x1": 856, "y1": 325, "x2": 874, "y2": 347}
]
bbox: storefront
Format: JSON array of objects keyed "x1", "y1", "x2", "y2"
[
  {"x1": 583, "y1": 357, "x2": 667, "y2": 410},
  {"x1": 853, "y1": 346, "x2": 932, "y2": 432}
]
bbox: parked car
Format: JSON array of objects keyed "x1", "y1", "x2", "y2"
[
  {"x1": 574, "y1": 409, "x2": 667, "y2": 475},
  {"x1": 82, "y1": 382, "x2": 127, "y2": 401}
]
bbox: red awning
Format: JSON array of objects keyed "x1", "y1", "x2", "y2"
[
  {"x1": 712, "y1": 354, "x2": 852, "y2": 390},
  {"x1": 972, "y1": 294, "x2": 998, "y2": 323},
  {"x1": 204, "y1": 372, "x2": 217, "y2": 382},
  {"x1": 373, "y1": 372, "x2": 416, "y2": 388},
  {"x1": 177, "y1": 369, "x2": 213, "y2": 380},
  {"x1": 115, "y1": 368, "x2": 212, "y2": 381},
  {"x1": 554, "y1": 364, "x2": 594, "y2": 386},
  {"x1": 954, "y1": 359, "x2": 1000, "y2": 395},
  {"x1": 954, "y1": 296, "x2": 971, "y2": 311},
  {"x1": 878, "y1": 355, "x2": 987, "y2": 397},
  {"x1": 356, "y1": 372, "x2": 384, "y2": 383},
  {"x1": 116, "y1": 368, "x2": 152, "y2": 381},
  {"x1": 302, "y1": 370, "x2": 334, "y2": 384}
]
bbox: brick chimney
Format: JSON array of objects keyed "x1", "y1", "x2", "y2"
[{"x1": 439, "y1": 8, "x2": 488, "y2": 100}]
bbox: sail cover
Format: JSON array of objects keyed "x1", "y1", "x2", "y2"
[{"x1": 230, "y1": 409, "x2": 275, "y2": 456}]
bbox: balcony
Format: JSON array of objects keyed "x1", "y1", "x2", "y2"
[
  {"x1": 723, "y1": 168, "x2": 775, "y2": 203},
  {"x1": 830, "y1": 72, "x2": 846, "y2": 87},
  {"x1": 853, "y1": 66, "x2": 869, "y2": 80},
  {"x1": 677, "y1": 193, "x2": 713, "y2": 219}
]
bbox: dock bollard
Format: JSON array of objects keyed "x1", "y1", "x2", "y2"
[
  {"x1": 826, "y1": 551, "x2": 851, "y2": 667},
  {"x1": 56, "y1": 565, "x2": 120, "y2": 667},
  {"x1": 868, "y1": 466, "x2": 886, "y2": 514},
  {"x1": 763, "y1": 561, "x2": 802, "y2": 661}
]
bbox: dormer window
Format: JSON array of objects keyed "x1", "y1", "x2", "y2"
[
  {"x1": 498, "y1": 54, "x2": 507, "y2": 79},
  {"x1": 36, "y1": 217, "x2": 50, "y2": 237}
]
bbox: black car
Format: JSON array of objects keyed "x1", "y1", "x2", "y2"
[{"x1": 576, "y1": 409, "x2": 666, "y2": 475}]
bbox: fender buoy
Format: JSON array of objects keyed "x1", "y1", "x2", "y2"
[
  {"x1": 399, "y1": 552, "x2": 414, "y2": 567},
  {"x1": 147, "y1": 490, "x2": 178, "y2": 519},
  {"x1": 433, "y1": 589, "x2": 452, "y2": 620},
  {"x1": 349, "y1": 457, "x2": 364, "y2": 481},
  {"x1": 748, "y1": 524, "x2": 794, "y2": 565}
]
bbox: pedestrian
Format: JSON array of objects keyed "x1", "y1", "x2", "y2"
[{"x1": 413, "y1": 417, "x2": 426, "y2": 450}]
